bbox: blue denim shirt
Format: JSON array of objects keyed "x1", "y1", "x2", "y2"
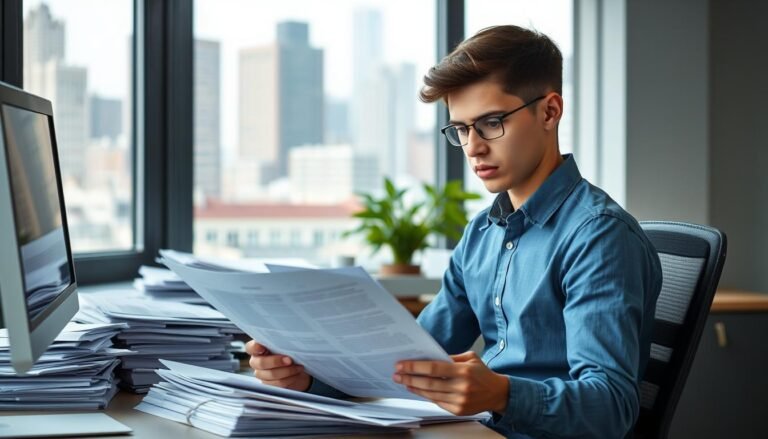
[
  {"x1": 308, "y1": 154, "x2": 662, "y2": 438},
  {"x1": 416, "y1": 154, "x2": 662, "y2": 438}
]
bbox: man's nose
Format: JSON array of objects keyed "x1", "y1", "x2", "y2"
[{"x1": 464, "y1": 127, "x2": 488, "y2": 157}]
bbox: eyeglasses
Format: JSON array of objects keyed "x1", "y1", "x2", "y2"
[{"x1": 440, "y1": 95, "x2": 546, "y2": 147}]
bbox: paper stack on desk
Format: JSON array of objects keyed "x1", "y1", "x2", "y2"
[
  {"x1": 136, "y1": 360, "x2": 489, "y2": 437},
  {"x1": 0, "y1": 322, "x2": 132, "y2": 410},
  {"x1": 134, "y1": 254, "x2": 316, "y2": 305},
  {"x1": 133, "y1": 266, "x2": 207, "y2": 305},
  {"x1": 75, "y1": 292, "x2": 241, "y2": 393}
]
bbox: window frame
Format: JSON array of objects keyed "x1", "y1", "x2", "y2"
[{"x1": 436, "y1": 0, "x2": 465, "y2": 248}]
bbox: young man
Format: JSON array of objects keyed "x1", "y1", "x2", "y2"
[{"x1": 246, "y1": 25, "x2": 662, "y2": 438}]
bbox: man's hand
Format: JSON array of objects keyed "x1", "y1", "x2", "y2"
[
  {"x1": 245, "y1": 340, "x2": 311, "y2": 392},
  {"x1": 393, "y1": 351, "x2": 509, "y2": 416}
]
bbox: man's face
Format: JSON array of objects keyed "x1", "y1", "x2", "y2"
[{"x1": 446, "y1": 80, "x2": 548, "y2": 194}]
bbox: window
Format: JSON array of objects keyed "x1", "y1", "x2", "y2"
[
  {"x1": 192, "y1": 0, "x2": 436, "y2": 267},
  {"x1": 313, "y1": 229, "x2": 324, "y2": 247},
  {"x1": 226, "y1": 230, "x2": 239, "y2": 248},
  {"x1": 247, "y1": 230, "x2": 259, "y2": 247},
  {"x1": 269, "y1": 230, "x2": 281, "y2": 247},
  {"x1": 463, "y1": 0, "x2": 574, "y2": 216},
  {"x1": 290, "y1": 229, "x2": 302, "y2": 247},
  {"x1": 23, "y1": 1, "x2": 135, "y2": 253}
]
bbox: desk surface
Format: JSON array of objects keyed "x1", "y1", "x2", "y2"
[
  {"x1": 710, "y1": 290, "x2": 768, "y2": 312},
  {"x1": 35, "y1": 392, "x2": 502, "y2": 438}
]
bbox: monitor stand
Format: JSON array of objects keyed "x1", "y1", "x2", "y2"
[{"x1": 0, "y1": 413, "x2": 131, "y2": 438}]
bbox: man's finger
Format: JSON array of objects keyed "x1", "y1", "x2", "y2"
[
  {"x1": 249, "y1": 354, "x2": 292, "y2": 370},
  {"x1": 404, "y1": 385, "x2": 459, "y2": 404},
  {"x1": 450, "y1": 351, "x2": 478, "y2": 362},
  {"x1": 254, "y1": 365, "x2": 304, "y2": 381},
  {"x1": 245, "y1": 341, "x2": 269, "y2": 355},
  {"x1": 435, "y1": 402, "x2": 463, "y2": 415},
  {"x1": 394, "y1": 373, "x2": 463, "y2": 392},
  {"x1": 397, "y1": 360, "x2": 461, "y2": 378},
  {"x1": 263, "y1": 374, "x2": 304, "y2": 390}
]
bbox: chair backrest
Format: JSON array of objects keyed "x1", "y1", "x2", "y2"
[{"x1": 633, "y1": 221, "x2": 727, "y2": 439}]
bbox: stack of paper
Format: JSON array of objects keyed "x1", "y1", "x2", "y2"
[
  {"x1": 75, "y1": 293, "x2": 241, "y2": 393},
  {"x1": 133, "y1": 266, "x2": 206, "y2": 305},
  {"x1": 0, "y1": 322, "x2": 132, "y2": 410},
  {"x1": 137, "y1": 360, "x2": 489, "y2": 437},
  {"x1": 134, "y1": 253, "x2": 316, "y2": 305}
]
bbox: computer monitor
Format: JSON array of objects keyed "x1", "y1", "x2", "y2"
[
  {"x1": 0, "y1": 81, "x2": 131, "y2": 437},
  {"x1": 0, "y1": 80, "x2": 79, "y2": 375}
]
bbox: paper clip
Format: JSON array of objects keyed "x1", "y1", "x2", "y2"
[{"x1": 185, "y1": 399, "x2": 215, "y2": 426}]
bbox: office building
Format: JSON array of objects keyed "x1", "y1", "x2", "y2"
[
  {"x1": 24, "y1": 4, "x2": 89, "y2": 186},
  {"x1": 238, "y1": 21, "x2": 323, "y2": 181},
  {"x1": 194, "y1": 200, "x2": 362, "y2": 263},
  {"x1": 195, "y1": 39, "x2": 222, "y2": 199},
  {"x1": 90, "y1": 95, "x2": 122, "y2": 142},
  {"x1": 22, "y1": 3, "x2": 65, "y2": 84},
  {"x1": 350, "y1": 9, "x2": 416, "y2": 180},
  {"x1": 288, "y1": 144, "x2": 378, "y2": 204}
]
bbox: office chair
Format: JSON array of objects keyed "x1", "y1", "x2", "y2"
[{"x1": 632, "y1": 221, "x2": 727, "y2": 439}]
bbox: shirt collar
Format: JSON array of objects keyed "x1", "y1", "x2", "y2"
[{"x1": 484, "y1": 154, "x2": 582, "y2": 229}]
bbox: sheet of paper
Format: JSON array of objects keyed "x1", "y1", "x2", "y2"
[{"x1": 160, "y1": 251, "x2": 450, "y2": 399}]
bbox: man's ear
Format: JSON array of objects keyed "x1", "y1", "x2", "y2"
[{"x1": 541, "y1": 93, "x2": 563, "y2": 131}]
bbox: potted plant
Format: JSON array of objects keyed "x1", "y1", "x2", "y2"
[{"x1": 345, "y1": 178, "x2": 481, "y2": 276}]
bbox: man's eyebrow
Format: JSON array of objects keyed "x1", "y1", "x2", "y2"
[{"x1": 448, "y1": 110, "x2": 507, "y2": 125}]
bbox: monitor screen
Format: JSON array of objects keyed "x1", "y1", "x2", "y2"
[{"x1": 2, "y1": 104, "x2": 73, "y2": 324}]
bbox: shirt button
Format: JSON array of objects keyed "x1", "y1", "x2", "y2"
[
  {"x1": 505, "y1": 241, "x2": 514, "y2": 250},
  {"x1": 494, "y1": 296, "x2": 500, "y2": 307},
  {"x1": 499, "y1": 339, "x2": 506, "y2": 350}
]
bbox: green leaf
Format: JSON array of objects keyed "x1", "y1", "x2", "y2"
[{"x1": 384, "y1": 178, "x2": 397, "y2": 199}]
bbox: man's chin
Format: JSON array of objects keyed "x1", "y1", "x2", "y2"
[{"x1": 481, "y1": 179, "x2": 512, "y2": 194}]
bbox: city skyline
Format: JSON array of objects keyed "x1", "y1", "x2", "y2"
[{"x1": 26, "y1": 0, "x2": 573, "y2": 163}]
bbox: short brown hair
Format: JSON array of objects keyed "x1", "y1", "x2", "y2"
[{"x1": 419, "y1": 25, "x2": 562, "y2": 104}]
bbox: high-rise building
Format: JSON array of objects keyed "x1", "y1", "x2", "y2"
[
  {"x1": 352, "y1": 62, "x2": 417, "y2": 180},
  {"x1": 23, "y1": 4, "x2": 64, "y2": 86},
  {"x1": 90, "y1": 95, "x2": 123, "y2": 142},
  {"x1": 350, "y1": 8, "x2": 383, "y2": 158},
  {"x1": 325, "y1": 97, "x2": 350, "y2": 144},
  {"x1": 391, "y1": 63, "x2": 416, "y2": 179},
  {"x1": 27, "y1": 61, "x2": 89, "y2": 186},
  {"x1": 24, "y1": 4, "x2": 89, "y2": 185},
  {"x1": 195, "y1": 39, "x2": 222, "y2": 200},
  {"x1": 351, "y1": 8, "x2": 383, "y2": 97},
  {"x1": 350, "y1": 9, "x2": 416, "y2": 181},
  {"x1": 288, "y1": 144, "x2": 377, "y2": 204},
  {"x1": 124, "y1": 36, "x2": 133, "y2": 155},
  {"x1": 238, "y1": 21, "x2": 323, "y2": 181}
]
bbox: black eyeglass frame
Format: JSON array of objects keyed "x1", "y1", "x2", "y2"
[{"x1": 440, "y1": 95, "x2": 547, "y2": 147}]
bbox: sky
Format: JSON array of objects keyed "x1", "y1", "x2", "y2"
[{"x1": 24, "y1": 0, "x2": 573, "y2": 159}]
